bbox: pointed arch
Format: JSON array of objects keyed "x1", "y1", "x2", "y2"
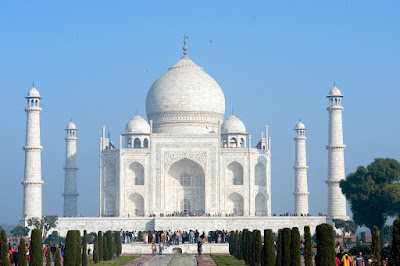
[
  {"x1": 143, "y1": 138, "x2": 149, "y2": 148},
  {"x1": 226, "y1": 161, "x2": 244, "y2": 185},
  {"x1": 128, "y1": 162, "x2": 144, "y2": 185},
  {"x1": 133, "y1": 138, "x2": 141, "y2": 148},
  {"x1": 105, "y1": 163, "x2": 116, "y2": 186},
  {"x1": 227, "y1": 192, "x2": 244, "y2": 216},
  {"x1": 128, "y1": 193, "x2": 144, "y2": 216},
  {"x1": 255, "y1": 193, "x2": 266, "y2": 216},
  {"x1": 255, "y1": 162, "x2": 266, "y2": 186}
]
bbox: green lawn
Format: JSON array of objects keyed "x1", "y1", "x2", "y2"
[
  {"x1": 212, "y1": 255, "x2": 247, "y2": 266},
  {"x1": 87, "y1": 256, "x2": 138, "y2": 265}
]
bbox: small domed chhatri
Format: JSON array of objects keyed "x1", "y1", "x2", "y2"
[
  {"x1": 221, "y1": 115, "x2": 246, "y2": 133},
  {"x1": 66, "y1": 121, "x2": 77, "y2": 130},
  {"x1": 27, "y1": 86, "x2": 41, "y2": 98},
  {"x1": 125, "y1": 115, "x2": 150, "y2": 134},
  {"x1": 295, "y1": 121, "x2": 305, "y2": 130},
  {"x1": 329, "y1": 85, "x2": 342, "y2": 97}
]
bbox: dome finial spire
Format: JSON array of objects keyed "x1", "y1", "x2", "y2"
[
  {"x1": 183, "y1": 34, "x2": 188, "y2": 55},
  {"x1": 32, "y1": 81, "x2": 35, "y2": 87},
  {"x1": 232, "y1": 107, "x2": 234, "y2": 115},
  {"x1": 333, "y1": 81, "x2": 336, "y2": 87},
  {"x1": 137, "y1": 108, "x2": 139, "y2": 115}
]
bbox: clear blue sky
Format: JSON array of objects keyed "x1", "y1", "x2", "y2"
[{"x1": 1, "y1": 1, "x2": 399, "y2": 225}]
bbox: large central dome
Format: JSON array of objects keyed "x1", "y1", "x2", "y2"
[{"x1": 146, "y1": 54, "x2": 225, "y2": 134}]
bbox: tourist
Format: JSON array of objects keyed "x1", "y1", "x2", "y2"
[
  {"x1": 341, "y1": 252, "x2": 352, "y2": 266},
  {"x1": 197, "y1": 241, "x2": 203, "y2": 255},
  {"x1": 159, "y1": 242, "x2": 163, "y2": 255},
  {"x1": 12, "y1": 246, "x2": 19, "y2": 266},
  {"x1": 151, "y1": 243, "x2": 156, "y2": 255},
  {"x1": 50, "y1": 244, "x2": 56, "y2": 260},
  {"x1": 335, "y1": 255, "x2": 340, "y2": 266},
  {"x1": 195, "y1": 230, "x2": 199, "y2": 243},
  {"x1": 354, "y1": 251, "x2": 365, "y2": 266}
]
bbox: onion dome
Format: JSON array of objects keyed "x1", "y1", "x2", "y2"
[
  {"x1": 125, "y1": 115, "x2": 150, "y2": 134},
  {"x1": 26, "y1": 86, "x2": 41, "y2": 98},
  {"x1": 295, "y1": 121, "x2": 305, "y2": 130},
  {"x1": 66, "y1": 121, "x2": 77, "y2": 130},
  {"x1": 328, "y1": 86, "x2": 342, "y2": 97},
  {"x1": 145, "y1": 54, "x2": 225, "y2": 134},
  {"x1": 221, "y1": 115, "x2": 246, "y2": 133}
]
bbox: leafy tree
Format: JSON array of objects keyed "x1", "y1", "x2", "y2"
[
  {"x1": 333, "y1": 219, "x2": 357, "y2": 245},
  {"x1": 281, "y1": 228, "x2": 291, "y2": 266},
  {"x1": 27, "y1": 216, "x2": 58, "y2": 240},
  {"x1": 93, "y1": 233, "x2": 99, "y2": 264},
  {"x1": 253, "y1": 230, "x2": 262, "y2": 266},
  {"x1": 75, "y1": 230, "x2": 82, "y2": 266},
  {"x1": 18, "y1": 237, "x2": 28, "y2": 266},
  {"x1": 64, "y1": 230, "x2": 76, "y2": 266},
  {"x1": 315, "y1": 223, "x2": 335, "y2": 266},
  {"x1": 82, "y1": 230, "x2": 88, "y2": 266},
  {"x1": 340, "y1": 158, "x2": 400, "y2": 231},
  {"x1": 275, "y1": 229, "x2": 283, "y2": 266},
  {"x1": 304, "y1": 226, "x2": 313, "y2": 266},
  {"x1": 0, "y1": 229, "x2": 9, "y2": 266},
  {"x1": 30, "y1": 229, "x2": 43, "y2": 266},
  {"x1": 290, "y1": 227, "x2": 300, "y2": 266},
  {"x1": 55, "y1": 247, "x2": 61, "y2": 266},
  {"x1": 98, "y1": 231, "x2": 103, "y2": 261},
  {"x1": 391, "y1": 218, "x2": 400, "y2": 266},
  {"x1": 114, "y1": 231, "x2": 122, "y2": 257},
  {"x1": 11, "y1": 225, "x2": 29, "y2": 237},
  {"x1": 372, "y1": 226, "x2": 381, "y2": 266},
  {"x1": 45, "y1": 231, "x2": 65, "y2": 245},
  {"x1": 263, "y1": 229, "x2": 276, "y2": 266}
]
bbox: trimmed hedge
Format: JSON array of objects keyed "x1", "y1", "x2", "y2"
[
  {"x1": 281, "y1": 228, "x2": 291, "y2": 266},
  {"x1": 82, "y1": 230, "x2": 88, "y2": 266},
  {"x1": 290, "y1": 227, "x2": 300, "y2": 266},
  {"x1": 31, "y1": 229, "x2": 43, "y2": 266},
  {"x1": 391, "y1": 219, "x2": 400, "y2": 266},
  {"x1": 263, "y1": 229, "x2": 276, "y2": 266},
  {"x1": 114, "y1": 231, "x2": 122, "y2": 258},
  {"x1": 97, "y1": 231, "x2": 103, "y2": 261},
  {"x1": 253, "y1": 230, "x2": 262, "y2": 266},
  {"x1": 275, "y1": 229, "x2": 283, "y2": 266},
  {"x1": 315, "y1": 223, "x2": 335, "y2": 266},
  {"x1": 64, "y1": 230, "x2": 76, "y2": 266},
  {"x1": 0, "y1": 229, "x2": 9, "y2": 266},
  {"x1": 18, "y1": 238, "x2": 28, "y2": 266},
  {"x1": 304, "y1": 226, "x2": 313, "y2": 266}
]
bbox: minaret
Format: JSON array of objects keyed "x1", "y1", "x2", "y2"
[
  {"x1": 293, "y1": 121, "x2": 309, "y2": 215},
  {"x1": 63, "y1": 121, "x2": 79, "y2": 217},
  {"x1": 326, "y1": 85, "x2": 348, "y2": 219},
  {"x1": 22, "y1": 85, "x2": 44, "y2": 220}
]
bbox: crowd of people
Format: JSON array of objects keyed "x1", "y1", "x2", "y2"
[{"x1": 122, "y1": 229, "x2": 230, "y2": 245}]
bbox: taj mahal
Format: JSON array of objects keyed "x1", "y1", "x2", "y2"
[{"x1": 21, "y1": 40, "x2": 348, "y2": 235}]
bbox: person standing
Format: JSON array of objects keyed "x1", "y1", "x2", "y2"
[
  {"x1": 159, "y1": 242, "x2": 163, "y2": 255},
  {"x1": 355, "y1": 252, "x2": 365, "y2": 266}
]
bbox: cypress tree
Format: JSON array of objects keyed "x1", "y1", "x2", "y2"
[
  {"x1": 229, "y1": 231, "x2": 234, "y2": 255},
  {"x1": 248, "y1": 230, "x2": 254, "y2": 266},
  {"x1": 46, "y1": 251, "x2": 52, "y2": 266},
  {"x1": 371, "y1": 226, "x2": 381, "y2": 266},
  {"x1": 75, "y1": 230, "x2": 82, "y2": 266},
  {"x1": 18, "y1": 237, "x2": 28, "y2": 266},
  {"x1": 304, "y1": 226, "x2": 313, "y2": 266},
  {"x1": 0, "y1": 229, "x2": 9, "y2": 266},
  {"x1": 238, "y1": 231, "x2": 243, "y2": 260},
  {"x1": 114, "y1": 231, "x2": 122, "y2": 257},
  {"x1": 281, "y1": 228, "x2": 291, "y2": 266},
  {"x1": 82, "y1": 230, "x2": 88, "y2": 266},
  {"x1": 55, "y1": 247, "x2": 61, "y2": 266},
  {"x1": 391, "y1": 218, "x2": 400, "y2": 266},
  {"x1": 64, "y1": 230, "x2": 76, "y2": 266},
  {"x1": 253, "y1": 230, "x2": 262, "y2": 266},
  {"x1": 263, "y1": 229, "x2": 276, "y2": 266},
  {"x1": 242, "y1": 229, "x2": 249, "y2": 264},
  {"x1": 290, "y1": 227, "x2": 301, "y2": 266},
  {"x1": 275, "y1": 229, "x2": 283, "y2": 266},
  {"x1": 379, "y1": 230, "x2": 384, "y2": 251},
  {"x1": 30, "y1": 229, "x2": 43, "y2": 266},
  {"x1": 93, "y1": 233, "x2": 99, "y2": 264},
  {"x1": 102, "y1": 234, "x2": 108, "y2": 261},
  {"x1": 315, "y1": 223, "x2": 335, "y2": 266},
  {"x1": 97, "y1": 231, "x2": 103, "y2": 261},
  {"x1": 106, "y1": 231, "x2": 115, "y2": 259}
]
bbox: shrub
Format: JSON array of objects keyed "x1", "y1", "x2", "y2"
[
  {"x1": 93, "y1": 233, "x2": 99, "y2": 264},
  {"x1": 30, "y1": 229, "x2": 43, "y2": 266},
  {"x1": 391, "y1": 218, "x2": 400, "y2": 266},
  {"x1": 97, "y1": 231, "x2": 103, "y2": 261},
  {"x1": 304, "y1": 226, "x2": 313, "y2": 266},
  {"x1": 18, "y1": 238, "x2": 28, "y2": 266},
  {"x1": 263, "y1": 229, "x2": 276, "y2": 266},
  {"x1": 229, "y1": 231, "x2": 234, "y2": 255},
  {"x1": 54, "y1": 247, "x2": 61, "y2": 266},
  {"x1": 82, "y1": 230, "x2": 88, "y2": 266},
  {"x1": 46, "y1": 251, "x2": 52, "y2": 266},
  {"x1": 64, "y1": 230, "x2": 76, "y2": 266},
  {"x1": 114, "y1": 231, "x2": 122, "y2": 258},
  {"x1": 281, "y1": 228, "x2": 291, "y2": 266},
  {"x1": 290, "y1": 227, "x2": 300, "y2": 266},
  {"x1": 275, "y1": 229, "x2": 283, "y2": 266},
  {"x1": 253, "y1": 230, "x2": 262, "y2": 266},
  {"x1": 242, "y1": 229, "x2": 249, "y2": 264},
  {"x1": 315, "y1": 223, "x2": 335, "y2": 266},
  {"x1": 102, "y1": 234, "x2": 108, "y2": 261}
]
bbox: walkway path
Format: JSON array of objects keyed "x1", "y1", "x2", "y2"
[
  {"x1": 197, "y1": 255, "x2": 217, "y2": 266},
  {"x1": 126, "y1": 254, "x2": 198, "y2": 266}
]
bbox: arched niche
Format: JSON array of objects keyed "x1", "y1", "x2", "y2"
[
  {"x1": 226, "y1": 161, "x2": 244, "y2": 185},
  {"x1": 227, "y1": 192, "x2": 244, "y2": 216},
  {"x1": 255, "y1": 163, "x2": 266, "y2": 186},
  {"x1": 255, "y1": 193, "x2": 266, "y2": 216},
  {"x1": 105, "y1": 163, "x2": 116, "y2": 186}
]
